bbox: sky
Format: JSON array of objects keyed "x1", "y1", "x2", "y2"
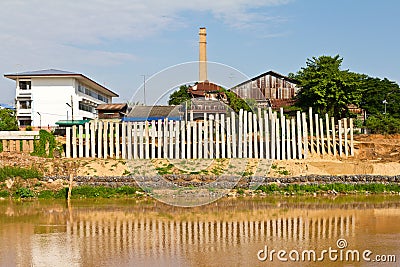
[{"x1": 1, "y1": 0, "x2": 399, "y2": 106}]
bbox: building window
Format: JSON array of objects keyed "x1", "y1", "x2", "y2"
[
  {"x1": 19, "y1": 100, "x2": 31, "y2": 109},
  {"x1": 79, "y1": 102, "x2": 94, "y2": 113},
  {"x1": 77, "y1": 84, "x2": 110, "y2": 103},
  {"x1": 19, "y1": 81, "x2": 31, "y2": 90},
  {"x1": 19, "y1": 120, "x2": 31, "y2": 126}
]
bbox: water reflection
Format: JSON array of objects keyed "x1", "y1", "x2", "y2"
[{"x1": 0, "y1": 197, "x2": 399, "y2": 266}]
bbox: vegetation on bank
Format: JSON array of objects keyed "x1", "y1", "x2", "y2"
[
  {"x1": 256, "y1": 183, "x2": 400, "y2": 195},
  {"x1": 0, "y1": 166, "x2": 43, "y2": 182},
  {"x1": 0, "y1": 182, "x2": 399, "y2": 200}
]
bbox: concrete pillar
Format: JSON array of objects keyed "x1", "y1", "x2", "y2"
[
  {"x1": 103, "y1": 122, "x2": 108, "y2": 159},
  {"x1": 276, "y1": 115, "x2": 280, "y2": 160},
  {"x1": 204, "y1": 121, "x2": 208, "y2": 158},
  {"x1": 253, "y1": 113, "x2": 258, "y2": 158},
  {"x1": 344, "y1": 118, "x2": 348, "y2": 156},
  {"x1": 127, "y1": 122, "x2": 132, "y2": 160},
  {"x1": 320, "y1": 118, "x2": 325, "y2": 155},
  {"x1": 85, "y1": 122, "x2": 90, "y2": 157},
  {"x1": 221, "y1": 114, "x2": 226, "y2": 158},
  {"x1": 264, "y1": 111, "x2": 270, "y2": 159},
  {"x1": 198, "y1": 121, "x2": 203, "y2": 158},
  {"x1": 309, "y1": 107, "x2": 314, "y2": 154},
  {"x1": 175, "y1": 121, "x2": 180, "y2": 159},
  {"x1": 215, "y1": 114, "x2": 220, "y2": 158},
  {"x1": 350, "y1": 118, "x2": 354, "y2": 156},
  {"x1": 331, "y1": 117, "x2": 337, "y2": 156},
  {"x1": 243, "y1": 110, "x2": 248, "y2": 158},
  {"x1": 72, "y1": 125, "x2": 77, "y2": 158},
  {"x1": 227, "y1": 117, "x2": 231, "y2": 158},
  {"x1": 133, "y1": 122, "x2": 138, "y2": 159},
  {"x1": 338, "y1": 120, "x2": 343, "y2": 157},
  {"x1": 238, "y1": 109, "x2": 243, "y2": 158},
  {"x1": 259, "y1": 111, "x2": 264, "y2": 159},
  {"x1": 296, "y1": 111, "x2": 302, "y2": 159},
  {"x1": 78, "y1": 125, "x2": 83, "y2": 157},
  {"x1": 248, "y1": 111, "x2": 252, "y2": 158},
  {"x1": 315, "y1": 114, "x2": 320, "y2": 155},
  {"x1": 109, "y1": 122, "x2": 114, "y2": 158},
  {"x1": 169, "y1": 120, "x2": 174, "y2": 159},
  {"x1": 209, "y1": 115, "x2": 213, "y2": 159},
  {"x1": 187, "y1": 120, "x2": 191, "y2": 159},
  {"x1": 139, "y1": 122, "x2": 144, "y2": 159},
  {"x1": 164, "y1": 119, "x2": 169, "y2": 158},
  {"x1": 231, "y1": 111, "x2": 237, "y2": 158},
  {"x1": 291, "y1": 118, "x2": 296, "y2": 160},
  {"x1": 325, "y1": 114, "x2": 331, "y2": 155},
  {"x1": 281, "y1": 114, "x2": 286, "y2": 160},
  {"x1": 145, "y1": 121, "x2": 150, "y2": 159},
  {"x1": 302, "y1": 112, "x2": 308, "y2": 158},
  {"x1": 121, "y1": 122, "x2": 126, "y2": 159},
  {"x1": 151, "y1": 121, "x2": 156, "y2": 159},
  {"x1": 115, "y1": 122, "x2": 120, "y2": 159},
  {"x1": 271, "y1": 113, "x2": 276, "y2": 159},
  {"x1": 157, "y1": 119, "x2": 162, "y2": 158},
  {"x1": 181, "y1": 120, "x2": 186, "y2": 159},
  {"x1": 193, "y1": 121, "x2": 197, "y2": 158},
  {"x1": 286, "y1": 119, "x2": 291, "y2": 159},
  {"x1": 66, "y1": 126, "x2": 71, "y2": 158}
]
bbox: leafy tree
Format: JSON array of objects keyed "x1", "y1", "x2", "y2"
[
  {"x1": 360, "y1": 77, "x2": 400, "y2": 118},
  {"x1": 294, "y1": 55, "x2": 365, "y2": 119},
  {"x1": 223, "y1": 89, "x2": 252, "y2": 113},
  {"x1": 168, "y1": 85, "x2": 191, "y2": 105},
  {"x1": 0, "y1": 109, "x2": 18, "y2": 131}
]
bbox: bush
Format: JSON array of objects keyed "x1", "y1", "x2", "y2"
[
  {"x1": 365, "y1": 115, "x2": 400, "y2": 134},
  {"x1": 0, "y1": 166, "x2": 43, "y2": 182},
  {"x1": 14, "y1": 187, "x2": 35, "y2": 198},
  {"x1": 0, "y1": 190, "x2": 9, "y2": 198}
]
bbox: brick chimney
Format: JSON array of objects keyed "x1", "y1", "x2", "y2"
[{"x1": 199, "y1": 27, "x2": 207, "y2": 81}]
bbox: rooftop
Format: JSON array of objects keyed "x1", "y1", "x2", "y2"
[{"x1": 4, "y1": 69, "x2": 119, "y2": 97}]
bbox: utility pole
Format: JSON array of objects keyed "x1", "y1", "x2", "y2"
[
  {"x1": 37, "y1": 112, "x2": 41, "y2": 129},
  {"x1": 141, "y1": 75, "x2": 146, "y2": 105}
]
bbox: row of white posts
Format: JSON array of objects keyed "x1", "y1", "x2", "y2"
[{"x1": 65, "y1": 107, "x2": 354, "y2": 160}]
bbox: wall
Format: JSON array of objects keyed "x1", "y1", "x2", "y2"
[{"x1": 31, "y1": 77, "x2": 75, "y2": 126}]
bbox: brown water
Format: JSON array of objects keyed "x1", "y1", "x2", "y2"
[{"x1": 0, "y1": 196, "x2": 399, "y2": 267}]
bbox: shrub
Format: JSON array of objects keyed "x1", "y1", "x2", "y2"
[
  {"x1": 0, "y1": 166, "x2": 42, "y2": 182},
  {"x1": 14, "y1": 187, "x2": 35, "y2": 198}
]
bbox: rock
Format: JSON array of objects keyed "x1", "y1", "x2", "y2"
[
  {"x1": 48, "y1": 178, "x2": 54, "y2": 183},
  {"x1": 6, "y1": 179, "x2": 14, "y2": 189}
]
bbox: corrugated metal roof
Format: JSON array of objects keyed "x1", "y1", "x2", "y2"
[
  {"x1": 96, "y1": 103, "x2": 127, "y2": 111},
  {"x1": 126, "y1": 105, "x2": 182, "y2": 119}
]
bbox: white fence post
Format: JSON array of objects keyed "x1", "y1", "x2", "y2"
[
  {"x1": 66, "y1": 127, "x2": 71, "y2": 158},
  {"x1": 121, "y1": 122, "x2": 126, "y2": 159}
]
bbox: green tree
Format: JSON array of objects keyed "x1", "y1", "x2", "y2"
[
  {"x1": 294, "y1": 55, "x2": 365, "y2": 119},
  {"x1": 223, "y1": 89, "x2": 252, "y2": 113},
  {"x1": 0, "y1": 109, "x2": 18, "y2": 131},
  {"x1": 168, "y1": 85, "x2": 191, "y2": 105},
  {"x1": 360, "y1": 77, "x2": 400, "y2": 118}
]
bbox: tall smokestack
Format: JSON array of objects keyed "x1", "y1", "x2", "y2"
[{"x1": 199, "y1": 27, "x2": 207, "y2": 81}]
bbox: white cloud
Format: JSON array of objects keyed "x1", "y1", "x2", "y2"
[
  {"x1": 0, "y1": 0, "x2": 290, "y2": 44},
  {"x1": 0, "y1": 0, "x2": 291, "y2": 103}
]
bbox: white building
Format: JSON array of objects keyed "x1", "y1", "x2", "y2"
[{"x1": 4, "y1": 69, "x2": 118, "y2": 127}]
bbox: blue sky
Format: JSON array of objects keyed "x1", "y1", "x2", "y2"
[{"x1": 1, "y1": 0, "x2": 399, "y2": 105}]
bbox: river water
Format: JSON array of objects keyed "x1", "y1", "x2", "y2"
[{"x1": 0, "y1": 196, "x2": 399, "y2": 267}]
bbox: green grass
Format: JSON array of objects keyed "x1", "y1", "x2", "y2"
[
  {"x1": 0, "y1": 190, "x2": 9, "y2": 198},
  {"x1": 257, "y1": 183, "x2": 400, "y2": 195},
  {"x1": 0, "y1": 166, "x2": 43, "y2": 182}
]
